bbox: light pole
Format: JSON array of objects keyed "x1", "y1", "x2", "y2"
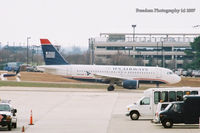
[
  {"x1": 156, "y1": 42, "x2": 158, "y2": 66},
  {"x1": 31, "y1": 46, "x2": 35, "y2": 65},
  {"x1": 175, "y1": 48, "x2": 177, "y2": 70},
  {"x1": 161, "y1": 41, "x2": 165, "y2": 67},
  {"x1": 27, "y1": 37, "x2": 31, "y2": 66},
  {"x1": 132, "y1": 25, "x2": 136, "y2": 42}
]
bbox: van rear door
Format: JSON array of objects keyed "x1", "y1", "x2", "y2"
[{"x1": 183, "y1": 96, "x2": 200, "y2": 124}]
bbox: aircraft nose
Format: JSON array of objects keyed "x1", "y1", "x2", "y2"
[
  {"x1": 170, "y1": 74, "x2": 181, "y2": 84},
  {"x1": 175, "y1": 75, "x2": 181, "y2": 83}
]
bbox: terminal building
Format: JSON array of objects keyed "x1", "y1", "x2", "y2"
[{"x1": 89, "y1": 33, "x2": 200, "y2": 69}]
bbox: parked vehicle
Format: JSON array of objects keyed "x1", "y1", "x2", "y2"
[
  {"x1": 26, "y1": 66, "x2": 42, "y2": 72},
  {"x1": 0, "y1": 100, "x2": 17, "y2": 131},
  {"x1": 174, "y1": 71, "x2": 181, "y2": 76},
  {"x1": 3, "y1": 62, "x2": 22, "y2": 72},
  {"x1": 186, "y1": 69, "x2": 193, "y2": 77},
  {"x1": 192, "y1": 70, "x2": 200, "y2": 77},
  {"x1": 182, "y1": 71, "x2": 188, "y2": 77},
  {"x1": 152, "y1": 102, "x2": 169, "y2": 123},
  {"x1": 159, "y1": 95, "x2": 200, "y2": 128},
  {"x1": 126, "y1": 87, "x2": 200, "y2": 120}
]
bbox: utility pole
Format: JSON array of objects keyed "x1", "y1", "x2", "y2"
[
  {"x1": 27, "y1": 37, "x2": 31, "y2": 66},
  {"x1": 175, "y1": 48, "x2": 177, "y2": 70},
  {"x1": 157, "y1": 42, "x2": 158, "y2": 66},
  {"x1": 132, "y1": 25, "x2": 136, "y2": 42},
  {"x1": 161, "y1": 41, "x2": 165, "y2": 67}
]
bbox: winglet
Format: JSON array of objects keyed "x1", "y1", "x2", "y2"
[{"x1": 40, "y1": 39, "x2": 51, "y2": 45}]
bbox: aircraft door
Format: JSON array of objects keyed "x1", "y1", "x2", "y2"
[{"x1": 156, "y1": 68, "x2": 162, "y2": 78}]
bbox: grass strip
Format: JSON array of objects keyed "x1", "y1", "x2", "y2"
[{"x1": 0, "y1": 81, "x2": 151, "y2": 90}]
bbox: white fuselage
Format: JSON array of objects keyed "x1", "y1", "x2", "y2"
[{"x1": 37, "y1": 65, "x2": 181, "y2": 84}]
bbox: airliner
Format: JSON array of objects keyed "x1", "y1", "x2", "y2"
[{"x1": 37, "y1": 39, "x2": 181, "y2": 91}]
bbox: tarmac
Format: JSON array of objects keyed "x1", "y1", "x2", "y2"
[{"x1": 0, "y1": 87, "x2": 199, "y2": 133}]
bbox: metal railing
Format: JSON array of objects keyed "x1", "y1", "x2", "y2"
[{"x1": 95, "y1": 33, "x2": 200, "y2": 43}]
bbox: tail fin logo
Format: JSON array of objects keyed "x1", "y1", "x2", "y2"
[
  {"x1": 46, "y1": 51, "x2": 55, "y2": 58},
  {"x1": 40, "y1": 39, "x2": 69, "y2": 65}
]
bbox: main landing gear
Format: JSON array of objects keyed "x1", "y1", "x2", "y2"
[
  {"x1": 107, "y1": 85, "x2": 115, "y2": 91},
  {"x1": 156, "y1": 83, "x2": 160, "y2": 88}
]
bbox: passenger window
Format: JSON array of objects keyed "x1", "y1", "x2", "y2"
[
  {"x1": 173, "y1": 103, "x2": 183, "y2": 113},
  {"x1": 161, "y1": 91, "x2": 168, "y2": 102},
  {"x1": 191, "y1": 91, "x2": 198, "y2": 95},
  {"x1": 177, "y1": 91, "x2": 183, "y2": 101},
  {"x1": 140, "y1": 97, "x2": 150, "y2": 105},
  {"x1": 154, "y1": 91, "x2": 160, "y2": 104},
  {"x1": 161, "y1": 104, "x2": 169, "y2": 111},
  {"x1": 169, "y1": 91, "x2": 176, "y2": 102},
  {"x1": 184, "y1": 91, "x2": 190, "y2": 95}
]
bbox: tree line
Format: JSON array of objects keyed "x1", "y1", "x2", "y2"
[{"x1": 184, "y1": 36, "x2": 200, "y2": 70}]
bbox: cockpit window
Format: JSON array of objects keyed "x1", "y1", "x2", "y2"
[
  {"x1": 0, "y1": 104, "x2": 10, "y2": 111},
  {"x1": 167, "y1": 72, "x2": 173, "y2": 75}
]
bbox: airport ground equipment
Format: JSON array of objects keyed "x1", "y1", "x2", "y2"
[
  {"x1": 0, "y1": 66, "x2": 21, "y2": 81},
  {"x1": 159, "y1": 95, "x2": 200, "y2": 128},
  {"x1": 0, "y1": 100, "x2": 17, "y2": 130},
  {"x1": 126, "y1": 87, "x2": 200, "y2": 120}
]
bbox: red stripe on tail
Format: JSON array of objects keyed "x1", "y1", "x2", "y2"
[{"x1": 40, "y1": 39, "x2": 51, "y2": 45}]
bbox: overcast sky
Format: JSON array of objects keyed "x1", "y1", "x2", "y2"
[{"x1": 0, "y1": 0, "x2": 200, "y2": 49}]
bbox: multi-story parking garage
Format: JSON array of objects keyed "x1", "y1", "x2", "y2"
[{"x1": 89, "y1": 33, "x2": 200, "y2": 69}]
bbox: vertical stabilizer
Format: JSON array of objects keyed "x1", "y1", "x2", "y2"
[{"x1": 40, "y1": 39, "x2": 69, "y2": 65}]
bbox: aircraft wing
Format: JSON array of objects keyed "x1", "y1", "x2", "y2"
[{"x1": 93, "y1": 73, "x2": 133, "y2": 81}]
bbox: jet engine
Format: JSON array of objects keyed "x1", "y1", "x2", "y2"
[{"x1": 122, "y1": 80, "x2": 139, "y2": 89}]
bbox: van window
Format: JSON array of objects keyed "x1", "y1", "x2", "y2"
[
  {"x1": 161, "y1": 91, "x2": 168, "y2": 102},
  {"x1": 191, "y1": 91, "x2": 198, "y2": 95},
  {"x1": 184, "y1": 91, "x2": 190, "y2": 95},
  {"x1": 169, "y1": 91, "x2": 176, "y2": 102},
  {"x1": 177, "y1": 91, "x2": 183, "y2": 101},
  {"x1": 161, "y1": 104, "x2": 169, "y2": 111},
  {"x1": 171, "y1": 103, "x2": 183, "y2": 113},
  {"x1": 140, "y1": 97, "x2": 150, "y2": 105},
  {"x1": 154, "y1": 91, "x2": 160, "y2": 104}
]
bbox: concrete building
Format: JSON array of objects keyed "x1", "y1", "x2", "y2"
[{"x1": 89, "y1": 33, "x2": 200, "y2": 69}]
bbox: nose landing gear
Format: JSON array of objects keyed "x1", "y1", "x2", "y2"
[{"x1": 107, "y1": 85, "x2": 115, "y2": 91}]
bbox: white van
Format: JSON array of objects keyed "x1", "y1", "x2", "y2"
[
  {"x1": 153, "y1": 102, "x2": 170, "y2": 123},
  {"x1": 126, "y1": 87, "x2": 200, "y2": 120}
]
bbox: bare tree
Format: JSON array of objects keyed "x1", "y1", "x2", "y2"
[
  {"x1": 109, "y1": 53, "x2": 135, "y2": 66},
  {"x1": 167, "y1": 59, "x2": 176, "y2": 70},
  {"x1": 146, "y1": 58, "x2": 157, "y2": 66},
  {"x1": 0, "y1": 46, "x2": 44, "y2": 67},
  {"x1": 62, "y1": 51, "x2": 90, "y2": 64},
  {"x1": 134, "y1": 57, "x2": 144, "y2": 66}
]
